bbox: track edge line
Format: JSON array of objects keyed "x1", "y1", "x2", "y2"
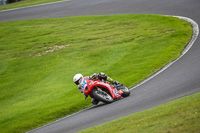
[{"x1": 130, "y1": 15, "x2": 199, "y2": 91}]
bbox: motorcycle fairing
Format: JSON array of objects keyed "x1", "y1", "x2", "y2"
[{"x1": 86, "y1": 78, "x2": 122, "y2": 99}]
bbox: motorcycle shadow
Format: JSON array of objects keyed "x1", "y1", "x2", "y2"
[{"x1": 90, "y1": 98, "x2": 124, "y2": 109}]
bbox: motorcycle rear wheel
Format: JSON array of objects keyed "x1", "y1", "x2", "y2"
[
  {"x1": 92, "y1": 88, "x2": 113, "y2": 104},
  {"x1": 120, "y1": 85, "x2": 130, "y2": 97}
]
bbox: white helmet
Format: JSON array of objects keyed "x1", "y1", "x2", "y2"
[{"x1": 73, "y1": 73, "x2": 83, "y2": 85}]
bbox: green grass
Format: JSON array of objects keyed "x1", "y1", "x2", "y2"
[
  {"x1": 0, "y1": 0, "x2": 67, "y2": 11},
  {"x1": 79, "y1": 92, "x2": 200, "y2": 133},
  {"x1": 0, "y1": 14, "x2": 192, "y2": 133}
]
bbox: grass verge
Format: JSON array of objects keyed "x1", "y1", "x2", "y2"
[
  {"x1": 0, "y1": 0, "x2": 67, "y2": 11},
  {"x1": 0, "y1": 14, "x2": 192, "y2": 133},
  {"x1": 79, "y1": 92, "x2": 200, "y2": 133}
]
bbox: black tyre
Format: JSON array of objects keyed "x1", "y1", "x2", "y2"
[
  {"x1": 92, "y1": 88, "x2": 113, "y2": 104},
  {"x1": 119, "y1": 85, "x2": 130, "y2": 97}
]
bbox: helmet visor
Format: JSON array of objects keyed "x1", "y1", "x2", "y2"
[{"x1": 75, "y1": 80, "x2": 79, "y2": 85}]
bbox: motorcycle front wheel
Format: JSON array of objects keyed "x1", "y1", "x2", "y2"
[{"x1": 92, "y1": 88, "x2": 113, "y2": 104}]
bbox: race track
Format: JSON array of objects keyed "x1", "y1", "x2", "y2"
[{"x1": 0, "y1": 0, "x2": 200, "y2": 132}]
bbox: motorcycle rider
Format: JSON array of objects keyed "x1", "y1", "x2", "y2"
[{"x1": 73, "y1": 72, "x2": 120, "y2": 105}]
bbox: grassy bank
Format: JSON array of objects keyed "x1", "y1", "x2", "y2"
[
  {"x1": 0, "y1": 0, "x2": 67, "y2": 11},
  {"x1": 0, "y1": 14, "x2": 192, "y2": 132},
  {"x1": 80, "y1": 92, "x2": 200, "y2": 133}
]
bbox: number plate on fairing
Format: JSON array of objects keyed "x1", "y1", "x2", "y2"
[{"x1": 81, "y1": 78, "x2": 87, "y2": 90}]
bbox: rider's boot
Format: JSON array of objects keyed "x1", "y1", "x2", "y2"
[
  {"x1": 91, "y1": 98, "x2": 99, "y2": 105},
  {"x1": 107, "y1": 77, "x2": 123, "y2": 90},
  {"x1": 107, "y1": 77, "x2": 115, "y2": 84},
  {"x1": 107, "y1": 77, "x2": 121, "y2": 86}
]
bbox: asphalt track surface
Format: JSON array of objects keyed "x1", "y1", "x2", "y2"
[{"x1": 1, "y1": 0, "x2": 200, "y2": 132}]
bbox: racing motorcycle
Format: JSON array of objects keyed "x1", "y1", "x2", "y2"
[{"x1": 80, "y1": 76, "x2": 130, "y2": 104}]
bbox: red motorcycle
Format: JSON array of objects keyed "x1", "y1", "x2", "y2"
[{"x1": 80, "y1": 76, "x2": 130, "y2": 104}]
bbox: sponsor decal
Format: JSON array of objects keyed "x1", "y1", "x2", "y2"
[
  {"x1": 81, "y1": 81, "x2": 87, "y2": 89},
  {"x1": 114, "y1": 90, "x2": 119, "y2": 95}
]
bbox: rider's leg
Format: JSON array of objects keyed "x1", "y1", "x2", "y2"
[{"x1": 107, "y1": 76, "x2": 115, "y2": 84}]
